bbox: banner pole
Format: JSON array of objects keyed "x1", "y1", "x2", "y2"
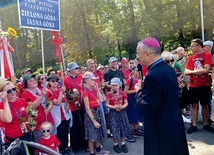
[
  {"x1": 41, "y1": 30, "x2": 48, "y2": 121},
  {"x1": 41, "y1": 30, "x2": 45, "y2": 79}
]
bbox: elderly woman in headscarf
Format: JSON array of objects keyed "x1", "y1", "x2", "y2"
[
  {"x1": 21, "y1": 74, "x2": 55, "y2": 142},
  {"x1": 0, "y1": 77, "x2": 31, "y2": 146}
]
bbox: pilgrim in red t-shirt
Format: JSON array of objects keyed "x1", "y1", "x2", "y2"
[
  {"x1": 64, "y1": 74, "x2": 82, "y2": 111},
  {"x1": 0, "y1": 98, "x2": 28, "y2": 138},
  {"x1": 38, "y1": 134, "x2": 60, "y2": 153},
  {"x1": 186, "y1": 51, "x2": 212, "y2": 87},
  {"x1": 22, "y1": 91, "x2": 54, "y2": 130},
  {"x1": 82, "y1": 87, "x2": 99, "y2": 109},
  {"x1": 106, "y1": 91, "x2": 128, "y2": 106}
]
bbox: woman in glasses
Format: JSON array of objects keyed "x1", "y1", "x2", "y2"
[
  {"x1": 47, "y1": 74, "x2": 73, "y2": 154},
  {"x1": 0, "y1": 77, "x2": 31, "y2": 146},
  {"x1": 161, "y1": 51, "x2": 182, "y2": 73},
  {"x1": 21, "y1": 74, "x2": 54, "y2": 143},
  {"x1": 37, "y1": 74, "x2": 47, "y2": 90}
]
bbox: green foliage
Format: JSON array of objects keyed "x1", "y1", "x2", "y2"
[{"x1": 0, "y1": 0, "x2": 214, "y2": 75}]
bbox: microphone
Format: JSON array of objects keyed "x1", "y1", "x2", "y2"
[{"x1": 137, "y1": 64, "x2": 143, "y2": 88}]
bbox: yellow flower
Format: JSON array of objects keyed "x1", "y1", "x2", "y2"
[{"x1": 7, "y1": 27, "x2": 18, "y2": 38}]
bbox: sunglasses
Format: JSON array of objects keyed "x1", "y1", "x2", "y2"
[
  {"x1": 7, "y1": 87, "x2": 17, "y2": 94},
  {"x1": 51, "y1": 80, "x2": 59, "y2": 83},
  {"x1": 41, "y1": 129, "x2": 51, "y2": 133},
  {"x1": 130, "y1": 62, "x2": 134, "y2": 64},
  {"x1": 165, "y1": 59, "x2": 174, "y2": 64}
]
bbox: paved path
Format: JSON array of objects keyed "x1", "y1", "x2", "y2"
[{"x1": 75, "y1": 106, "x2": 214, "y2": 155}]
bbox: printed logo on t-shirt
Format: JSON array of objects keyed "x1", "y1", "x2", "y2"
[
  {"x1": 21, "y1": 107, "x2": 25, "y2": 111},
  {"x1": 194, "y1": 57, "x2": 203, "y2": 70}
]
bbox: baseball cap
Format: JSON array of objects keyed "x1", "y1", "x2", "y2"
[
  {"x1": 23, "y1": 74, "x2": 36, "y2": 88},
  {"x1": 97, "y1": 64, "x2": 104, "y2": 70},
  {"x1": 47, "y1": 74, "x2": 59, "y2": 81},
  {"x1": 141, "y1": 37, "x2": 160, "y2": 48},
  {"x1": 110, "y1": 78, "x2": 122, "y2": 85},
  {"x1": 82, "y1": 71, "x2": 98, "y2": 80},
  {"x1": 109, "y1": 57, "x2": 118, "y2": 63},
  {"x1": 121, "y1": 57, "x2": 129, "y2": 64},
  {"x1": 203, "y1": 40, "x2": 213, "y2": 47},
  {"x1": 21, "y1": 68, "x2": 31, "y2": 74},
  {"x1": 67, "y1": 62, "x2": 79, "y2": 71}
]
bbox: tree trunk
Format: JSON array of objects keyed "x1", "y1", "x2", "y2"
[{"x1": 79, "y1": 0, "x2": 92, "y2": 58}]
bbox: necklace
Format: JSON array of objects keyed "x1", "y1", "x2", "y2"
[
  {"x1": 9, "y1": 99, "x2": 22, "y2": 119},
  {"x1": 26, "y1": 88, "x2": 46, "y2": 108}
]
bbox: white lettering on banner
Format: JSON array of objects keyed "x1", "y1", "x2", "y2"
[
  {"x1": 21, "y1": 10, "x2": 43, "y2": 19},
  {"x1": 47, "y1": 0, "x2": 58, "y2": 4},
  {"x1": 18, "y1": 0, "x2": 60, "y2": 30},
  {"x1": 44, "y1": 14, "x2": 56, "y2": 21},
  {"x1": 24, "y1": 0, "x2": 36, "y2": 3},
  {"x1": 26, "y1": 19, "x2": 55, "y2": 28},
  {"x1": 43, "y1": 21, "x2": 55, "y2": 28},
  {"x1": 27, "y1": 19, "x2": 42, "y2": 26},
  {"x1": 38, "y1": 1, "x2": 53, "y2": 8}
]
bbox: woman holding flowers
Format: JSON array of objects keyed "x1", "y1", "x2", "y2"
[
  {"x1": 21, "y1": 74, "x2": 54, "y2": 142},
  {"x1": 0, "y1": 77, "x2": 31, "y2": 146}
]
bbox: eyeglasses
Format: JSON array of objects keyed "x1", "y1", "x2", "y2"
[
  {"x1": 165, "y1": 59, "x2": 174, "y2": 64},
  {"x1": 41, "y1": 129, "x2": 51, "y2": 133},
  {"x1": 40, "y1": 77, "x2": 47, "y2": 80},
  {"x1": 130, "y1": 62, "x2": 134, "y2": 64},
  {"x1": 7, "y1": 87, "x2": 17, "y2": 94},
  {"x1": 51, "y1": 80, "x2": 59, "y2": 83},
  {"x1": 75, "y1": 68, "x2": 79, "y2": 70}
]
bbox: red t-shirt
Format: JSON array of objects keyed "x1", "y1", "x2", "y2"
[
  {"x1": 186, "y1": 51, "x2": 212, "y2": 87},
  {"x1": 21, "y1": 91, "x2": 54, "y2": 131},
  {"x1": 49, "y1": 88, "x2": 66, "y2": 120},
  {"x1": 82, "y1": 87, "x2": 99, "y2": 109},
  {"x1": 93, "y1": 70, "x2": 104, "y2": 87},
  {"x1": 106, "y1": 91, "x2": 128, "y2": 106},
  {"x1": 38, "y1": 134, "x2": 60, "y2": 153},
  {"x1": 121, "y1": 69, "x2": 131, "y2": 81},
  {"x1": 125, "y1": 77, "x2": 138, "y2": 90},
  {"x1": 64, "y1": 75, "x2": 82, "y2": 111},
  {"x1": 0, "y1": 98, "x2": 28, "y2": 138}
]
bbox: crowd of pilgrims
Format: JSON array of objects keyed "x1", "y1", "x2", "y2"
[{"x1": 0, "y1": 41, "x2": 214, "y2": 155}]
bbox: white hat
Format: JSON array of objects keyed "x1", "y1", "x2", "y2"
[
  {"x1": 203, "y1": 41, "x2": 213, "y2": 47},
  {"x1": 82, "y1": 71, "x2": 98, "y2": 80},
  {"x1": 97, "y1": 64, "x2": 104, "y2": 70}
]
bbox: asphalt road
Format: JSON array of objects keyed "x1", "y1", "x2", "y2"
[{"x1": 75, "y1": 103, "x2": 214, "y2": 155}]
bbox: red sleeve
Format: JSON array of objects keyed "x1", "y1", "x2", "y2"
[
  {"x1": 82, "y1": 90, "x2": 88, "y2": 99},
  {"x1": 122, "y1": 91, "x2": 128, "y2": 100},
  {"x1": 47, "y1": 89, "x2": 55, "y2": 101},
  {"x1": 106, "y1": 92, "x2": 111, "y2": 101},
  {"x1": 53, "y1": 135, "x2": 60, "y2": 147},
  {"x1": 186, "y1": 56, "x2": 193, "y2": 70}
]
